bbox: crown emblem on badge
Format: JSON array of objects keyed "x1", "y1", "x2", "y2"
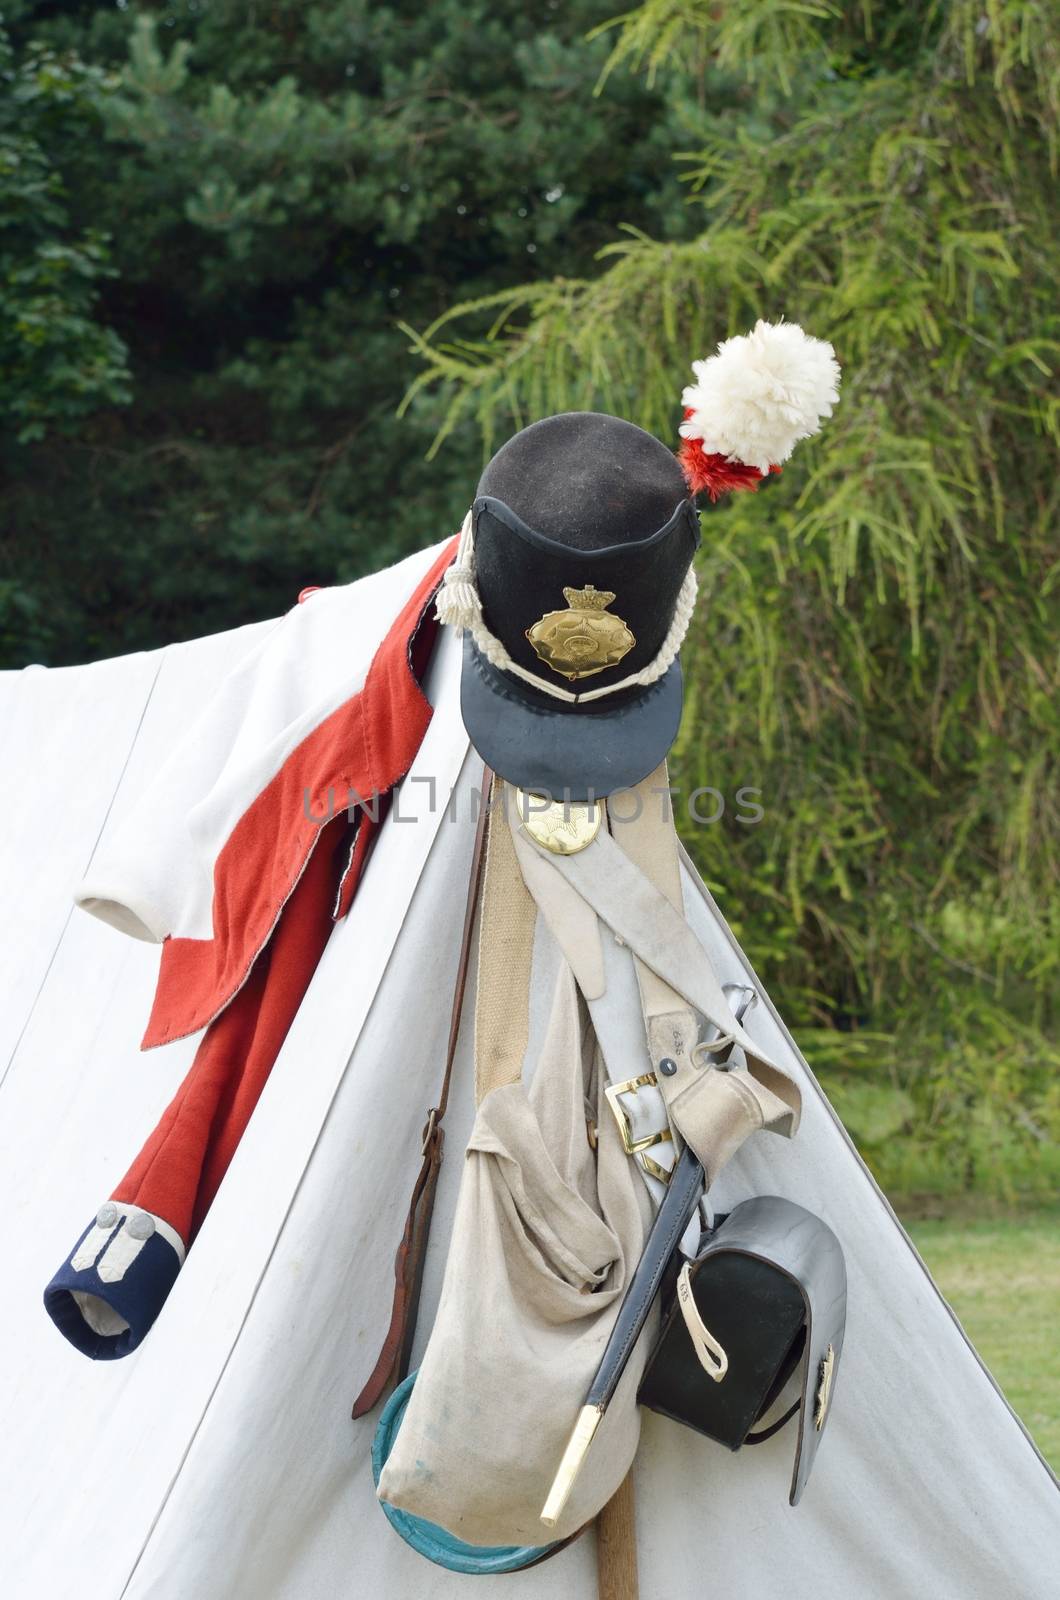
[
  {"x1": 526, "y1": 585, "x2": 636, "y2": 682},
  {"x1": 561, "y1": 585, "x2": 614, "y2": 611}
]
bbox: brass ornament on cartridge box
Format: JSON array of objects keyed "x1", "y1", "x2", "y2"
[{"x1": 815, "y1": 1344, "x2": 836, "y2": 1430}]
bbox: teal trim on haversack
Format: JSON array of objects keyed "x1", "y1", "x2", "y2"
[{"x1": 372, "y1": 1371, "x2": 560, "y2": 1574}]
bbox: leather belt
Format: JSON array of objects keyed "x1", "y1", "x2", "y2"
[{"x1": 351, "y1": 764, "x2": 492, "y2": 1419}]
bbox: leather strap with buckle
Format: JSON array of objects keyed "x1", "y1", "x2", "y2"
[
  {"x1": 604, "y1": 1074, "x2": 671, "y2": 1156},
  {"x1": 604, "y1": 1073, "x2": 674, "y2": 1184},
  {"x1": 351, "y1": 765, "x2": 492, "y2": 1419}
]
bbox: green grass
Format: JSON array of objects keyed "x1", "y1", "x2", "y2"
[{"x1": 905, "y1": 1209, "x2": 1060, "y2": 1472}]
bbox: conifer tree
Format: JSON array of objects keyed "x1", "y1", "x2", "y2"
[{"x1": 403, "y1": 1, "x2": 1060, "y2": 1195}]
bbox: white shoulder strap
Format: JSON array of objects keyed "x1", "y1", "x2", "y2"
[{"x1": 505, "y1": 767, "x2": 801, "y2": 1185}]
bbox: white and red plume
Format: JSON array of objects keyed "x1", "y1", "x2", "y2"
[{"x1": 679, "y1": 318, "x2": 840, "y2": 501}]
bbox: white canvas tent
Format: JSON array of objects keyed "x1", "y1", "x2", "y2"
[{"x1": 0, "y1": 559, "x2": 1056, "y2": 1599}]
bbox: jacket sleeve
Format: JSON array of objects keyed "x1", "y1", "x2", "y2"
[{"x1": 43, "y1": 814, "x2": 353, "y2": 1358}]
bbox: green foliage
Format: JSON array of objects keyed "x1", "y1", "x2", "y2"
[
  {"x1": 0, "y1": 28, "x2": 130, "y2": 445},
  {"x1": 402, "y1": 0, "x2": 1060, "y2": 1198},
  {"x1": 0, "y1": 576, "x2": 54, "y2": 663},
  {"x1": 0, "y1": 1, "x2": 695, "y2": 664}
]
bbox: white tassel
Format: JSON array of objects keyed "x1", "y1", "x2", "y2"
[
  {"x1": 435, "y1": 510, "x2": 482, "y2": 630},
  {"x1": 435, "y1": 572, "x2": 481, "y2": 630},
  {"x1": 680, "y1": 319, "x2": 840, "y2": 474}
]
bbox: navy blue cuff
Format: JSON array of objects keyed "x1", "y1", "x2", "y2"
[{"x1": 43, "y1": 1204, "x2": 185, "y2": 1360}]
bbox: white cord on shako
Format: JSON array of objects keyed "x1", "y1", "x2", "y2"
[{"x1": 435, "y1": 510, "x2": 698, "y2": 705}]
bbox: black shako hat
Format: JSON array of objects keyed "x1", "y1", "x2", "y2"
[
  {"x1": 446, "y1": 411, "x2": 700, "y2": 800},
  {"x1": 435, "y1": 322, "x2": 842, "y2": 799}
]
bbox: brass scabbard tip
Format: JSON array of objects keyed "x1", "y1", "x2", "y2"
[{"x1": 539, "y1": 1405, "x2": 604, "y2": 1527}]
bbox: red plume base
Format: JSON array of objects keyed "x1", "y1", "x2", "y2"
[{"x1": 678, "y1": 423, "x2": 780, "y2": 502}]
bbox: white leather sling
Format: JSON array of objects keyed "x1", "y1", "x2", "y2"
[{"x1": 505, "y1": 765, "x2": 801, "y2": 1212}]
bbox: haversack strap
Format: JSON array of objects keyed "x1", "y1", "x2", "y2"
[{"x1": 473, "y1": 778, "x2": 537, "y2": 1104}]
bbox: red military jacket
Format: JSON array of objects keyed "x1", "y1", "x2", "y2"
[{"x1": 45, "y1": 538, "x2": 455, "y2": 1357}]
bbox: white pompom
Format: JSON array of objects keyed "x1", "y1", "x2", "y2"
[{"x1": 679, "y1": 319, "x2": 840, "y2": 474}]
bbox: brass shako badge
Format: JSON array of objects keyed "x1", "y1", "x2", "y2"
[{"x1": 525, "y1": 585, "x2": 636, "y2": 682}]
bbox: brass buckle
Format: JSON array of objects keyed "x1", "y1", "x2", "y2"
[{"x1": 604, "y1": 1074, "x2": 673, "y2": 1157}]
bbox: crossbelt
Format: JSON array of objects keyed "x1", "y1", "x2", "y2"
[{"x1": 484, "y1": 764, "x2": 801, "y2": 1213}]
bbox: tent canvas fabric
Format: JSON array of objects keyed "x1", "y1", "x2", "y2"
[{"x1": 0, "y1": 547, "x2": 1056, "y2": 1599}]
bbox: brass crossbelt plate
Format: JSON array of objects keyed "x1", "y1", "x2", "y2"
[{"x1": 514, "y1": 790, "x2": 602, "y2": 856}]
